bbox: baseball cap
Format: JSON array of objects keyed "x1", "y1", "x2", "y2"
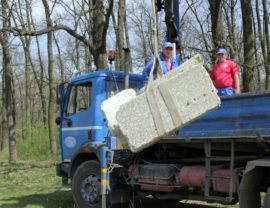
[
  {"x1": 216, "y1": 48, "x2": 227, "y2": 54},
  {"x1": 162, "y1": 42, "x2": 174, "y2": 48}
]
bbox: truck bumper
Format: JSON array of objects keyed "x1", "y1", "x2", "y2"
[{"x1": 56, "y1": 162, "x2": 70, "y2": 177}]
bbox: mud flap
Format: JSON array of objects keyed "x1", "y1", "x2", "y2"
[
  {"x1": 108, "y1": 187, "x2": 131, "y2": 205},
  {"x1": 239, "y1": 166, "x2": 266, "y2": 208}
]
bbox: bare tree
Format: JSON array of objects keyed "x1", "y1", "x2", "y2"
[
  {"x1": 0, "y1": 0, "x2": 17, "y2": 163},
  {"x1": 222, "y1": 0, "x2": 238, "y2": 60},
  {"x1": 128, "y1": 1, "x2": 158, "y2": 69},
  {"x1": 186, "y1": 0, "x2": 211, "y2": 55},
  {"x1": 28, "y1": 3, "x2": 47, "y2": 126},
  {"x1": 0, "y1": 71, "x2": 8, "y2": 152},
  {"x1": 208, "y1": 0, "x2": 224, "y2": 53},
  {"x1": 57, "y1": 0, "x2": 81, "y2": 72},
  {"x1": 112, "y1": 0, "x2": 126, "y2": 71},
  {"x1": 11, "y1": 0, "x2": 33, "y2": 139},
  {"x1": 54, "y1": 34, "x2": 65, "y2": 83},
  {"x1": 240, "y1": 0, "x2": 256, "y2": 92},
  {"x1": 42, "y1": 0, "x2": 57, "y2": 156},
  {"x1": 262, "y1": 0, "x2": 270, "y2": 89},
  {"x1": 1, "y1": 0, "x2": 114, "y2": 70},
  {"x1": 255, "y1": 0, "x2": 266, "y2": 90},
  {"x1": 91, "y1": 0, "x2": 114, "y2": 69},
  {"x1": 128, "y1": 2, "x2": 150, "y2": 67},
  {"x1": 123, "y1": 1, "x2": 133, "y2": 72}
]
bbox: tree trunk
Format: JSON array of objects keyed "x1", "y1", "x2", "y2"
[
  {"x1": 0, "y1": 0, "x2": 17, "y2": 163},
  {"x1": 112, "y1": 0, "x2": 125, "y2": 71},
  {"x1": 223, "y1": 0, "x2": 237, "y2": 60},
  {"x1": 112, "y1": 11, "x2": 119, "y2": 70},
  {"x1": 92, "y1": 0, "x2": 114, "y2": 70},
  {"x1": 229, "y1": 0, "x2": 237, "y2": 60},
  {"x1": 208, "y1": 0, "x2": 224, "y2": 62},
  {"x1": 85, "y1": 0, "x2": 93, "y2": 73},
  {"x1": 0, "y1": 70, "x2": 8, "y2": 152},
  {"x1": 23, "y1": 40, "x2": 32, "y2": 138},
  {"x1": 84, "y1": 44, "x2": 93, "y2": 73},
  {"x1": 124, "y1": 2, "x2": 133, "y2": 72},
  {"x1": 252, "y1": 15, "x2": 261, "y2": 90},
  {"x1": 11, "y1": 0, "x2": 32, "y2": 138},
  {"x1": 30, "y1": 37, "x2": 47, "y2": 126},
  {"x1": 262, "y1": 0, "x2": 270, "y2": 90},
  {"x1": 142, "y1": 30, "x2": 148, "y2": 65},
  {"x1": 240, "y1": 0, "x2": 256, "y2": 92},
  {"x1": 42, "y1": 0, "x2": 57, "y2": 156},
  {"x1": 54, "y1": 34, "x2": 65, "y2": 83},
  {"x1": 28, "y1": 2, "x2": 47, "y2": 126},
  {"x1": 75, "y1": 39, "x2": 81, "y2": 71},
  {"x1": 25, "y1": 0, "x2": 33, "y2": 128},
  {"x1": 255, "y1": 0, "x2": 266, "y2": 90}
]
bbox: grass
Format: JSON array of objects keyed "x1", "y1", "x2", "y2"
[
  {"x1": 0, "y1": 162, "x2": 240, "y2": 208},
  {"x1": 0, "y1": 124, "x2": 240, "y2": 207},
  {"x1": 0, "y1": 124, "x2": 73, "y2": 208},
  {"x1": 0, "y1": 124, "x2": 60, "y2": 162},
  {"x1": 0, "y1": 161, "x2": 74, "y2": 208}
]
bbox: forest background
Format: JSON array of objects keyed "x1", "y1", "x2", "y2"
[{"x1": 0, "y1": 0, "x2": 269, "y2": 163}]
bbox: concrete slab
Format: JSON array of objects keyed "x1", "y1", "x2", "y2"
[
  {"x1": 101, "y1": 88, "x2": 136, "y2": 137},
  {"x1": 116, "y1": 55, "x2": 220, "y2": 152}
]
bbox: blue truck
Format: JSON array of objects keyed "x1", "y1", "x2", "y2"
[{"x1": 56, "y1": 70, "x2": 270, "y2": 208}]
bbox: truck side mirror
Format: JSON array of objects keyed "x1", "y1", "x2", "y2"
[{"x1": 56, "y1": 83, "x2": 65, "y2": 105}]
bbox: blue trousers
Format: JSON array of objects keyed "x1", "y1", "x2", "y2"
[{"x1": 217, "y1": 87, "x2": 235, "y2": 96}]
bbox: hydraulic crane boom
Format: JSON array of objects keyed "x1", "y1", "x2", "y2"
[{"x1": 157, "y1": 0, "x2": 181, "y2": 49}]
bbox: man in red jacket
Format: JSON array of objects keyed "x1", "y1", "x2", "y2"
[{"x1": 210, "y1": 48, "x2": 241, "y2": 96}]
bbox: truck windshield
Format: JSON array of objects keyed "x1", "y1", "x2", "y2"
[{"x1": 106, "y1": 81, "x2": 137, "y2": 98}]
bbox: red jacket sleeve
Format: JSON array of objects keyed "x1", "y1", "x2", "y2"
[
  {"x1": 210, "y1": 68, "x2": 215, "y2": 81},
  {"x1": 230, "y1": 61, "x2": 239, "y2": 76}
]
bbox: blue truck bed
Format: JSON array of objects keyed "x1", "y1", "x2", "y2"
[{"x1": 170, "y1": 91, "x2": 270, "y2": 140}]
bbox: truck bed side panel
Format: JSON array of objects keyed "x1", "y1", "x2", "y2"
[{"x1": 176, "y1": 91, "x2": 270, "y2": 139}]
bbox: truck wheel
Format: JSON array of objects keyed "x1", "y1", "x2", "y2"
[
  {"x1": 72, "y1": 160, "x2": 101, "y2": 208},
  {"x1": 72, "y1": 160, "x2": 127, "y2": 208},
  {"x1": 263, "y1": 187, "x2": 270, "y2": 208}
]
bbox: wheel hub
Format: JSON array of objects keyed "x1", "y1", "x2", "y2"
[{"x1": 80, "y1": 175, "x2": 101, "y2": 203}]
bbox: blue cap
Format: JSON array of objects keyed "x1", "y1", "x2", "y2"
[
  {"x1": 216, "y1": 48, "x2": 227, "y2": 54},
  {"x1": 162, "y1": 42, "x2": 174, "y2": 48}
]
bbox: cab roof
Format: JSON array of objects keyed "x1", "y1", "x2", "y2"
[{"x1": 70, "y1": 70, "x2": 142, "y2": 84}]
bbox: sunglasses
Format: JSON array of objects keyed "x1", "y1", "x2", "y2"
[{"x1": 165, "y1": 48, "x2": 173, "y2": 50}]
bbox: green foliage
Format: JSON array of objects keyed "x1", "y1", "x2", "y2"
[{"x1": 0, "y1": 124, "x2": 60, "y2": 162}]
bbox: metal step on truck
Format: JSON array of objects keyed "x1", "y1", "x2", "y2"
[{"x1": 56, "y1": 70, "x2": 270, "y2": 208}]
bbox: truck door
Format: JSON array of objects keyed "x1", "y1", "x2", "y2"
[{"x1": 60, "y1": 81, "x2": 95, "y2": 161}]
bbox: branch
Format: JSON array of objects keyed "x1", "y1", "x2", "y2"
[
  {"x1": 185, "y1": 46, "x2": 211, "y2": 53},
  {"x1": 101, "y1": 0, "x2": 114, "y2": 49},
  {"x1": 0, "y1": 24, "x2": 94, "y2": 53}
]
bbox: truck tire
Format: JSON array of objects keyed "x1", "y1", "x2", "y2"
[
  {"x1": 72, "y1": 160, "x2": 127, "y2": 208},
  {"x1": 72, "y1": 160, "x2": 101, "y2": 208}
]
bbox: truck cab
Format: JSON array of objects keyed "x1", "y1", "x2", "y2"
[
  {"x1": 56, "y1": 70, "x2": 143, "y2": 207},
  {"x1": 57, "y1": 71, "x2": 142, "y2": 163}
]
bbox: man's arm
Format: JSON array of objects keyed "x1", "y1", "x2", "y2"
[
  {"x1": 142, "y1": 56, "x2": 154, "y2": 85},
  {"x1": 234, "y1": 74, "x2": 241, "y2": 94}
]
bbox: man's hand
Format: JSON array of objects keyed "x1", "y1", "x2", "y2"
[
  {"x1": 235, "y1": 88, "x2": 241, "y2": 94},
  {"x1": 234, "y1": 74, "x2": 241, "y2": 94}
]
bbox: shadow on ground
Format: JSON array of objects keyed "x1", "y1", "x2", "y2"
[
  {"x1": 0, "y1": 190, "x2": 74, "y2": 208},
  {"x1": 139, "y1": 198, "x2": 222, "y2": 208},
  {"x1": 1, "y1": 191, "x2": 223, "y2": 208}
]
